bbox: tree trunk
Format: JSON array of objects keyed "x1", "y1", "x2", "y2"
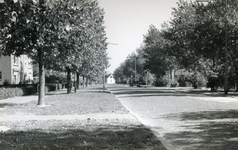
[
  {"x1": 83, "y1": 75, "x2": 85, "y2": 88},
  {"x1": 67, "y1": 68, "x2": 71, "y2": 94},
  {"x1": 146, "y1": 71, "x2": 148, "y2": 85},
  {"x1": 37, "y1": 51, "x2": 45, "y2": 106},
  {"x1": 76, "y1": 72, "x2": 80, "y2": 89},
  {"x1": 86, "y1": 76, "x2": 88, "y2": 87},
  {"x1": 74, "y1": 72, "x2": 76, "y2": 93},
  {"x1": 236, "y1": 65, "x2": 238, "y2": 92}
]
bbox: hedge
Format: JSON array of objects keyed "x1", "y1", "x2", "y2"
[
  {"x1": 0, "y1": 87, "x2": 24, "y2": 100},
  {"x1": 0, "y1": 83, "x2": 63, "y2": 100}
]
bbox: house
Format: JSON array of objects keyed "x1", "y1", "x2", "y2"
[
  {"x1": 0, "y1": 54, "x2": 33, "y2": 85},
  {"x1": 107, "y1": 74, "x2": 115, "y2": 84},
  {"x1": 0, "y1": 2, "x2": 33, "y2": 85}
]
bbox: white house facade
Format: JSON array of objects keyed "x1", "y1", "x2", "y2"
[
  {"x1": 107, "y1": 74, "x2": 115, "y2": 84},
  {"x1": 0, "y1": 54, "x2": 33, "y2": 85}
]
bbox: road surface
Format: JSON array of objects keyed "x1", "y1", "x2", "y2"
[{"x1": 107, "y1": 84, "x2": 238, "y2": 150}]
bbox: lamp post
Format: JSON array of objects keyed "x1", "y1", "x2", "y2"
[
  {"x1": 196, "y1": 0, "x2": 229, "y2": 94},
  {"x1": 103, "y1": 42, "x2": 119, "y2": 91},
  {"x1": 127, "y1": 55, "x2": 137, "y2": 81}
]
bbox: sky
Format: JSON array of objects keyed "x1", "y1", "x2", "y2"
[{"x1": 98, "y1": 0, "x2": 180, "y2": 73}]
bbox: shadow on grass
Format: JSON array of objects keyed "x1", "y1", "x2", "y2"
[
  {"x1": 45, "y1": 92, "x2": 68, "y2": 95},
  {"x1": 113, "y1": 90, "x2": 176, "y2": 95},
  {"x1": 0, "y1": 125, "x2": 166, "y2": 150},
  {"x1": 79, "y1": 90, "x2": 111, "y2": 94},
  {"x1": 107, "y1": 88, "x2": 179, "y2": 92},
  {"x1": 164, "y1": 110, "x2": 238, "y2": 150},
  {"x1": 0, "y1": 103, "x2": 17, "y2": 108}
]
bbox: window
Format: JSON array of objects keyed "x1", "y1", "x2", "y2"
[
  {"x1": 13, "y1": 56, "x2": 19, "y2": 65},
  {"x1": 13, "y1": 71, "x2": 19, "y2": 84},
  {"x1": 0, "y1": 71, "x2": 2, "y2": 81}
]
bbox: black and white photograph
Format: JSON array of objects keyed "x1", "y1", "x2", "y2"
[{"x1": 1, "y1": 0, "x2": 238, "y2": 149}]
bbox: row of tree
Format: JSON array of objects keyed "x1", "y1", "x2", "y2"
[
  {"x1": 114, "y1": 0, "x2": 238, "y2": 93},
  {"x1": 0, "y1": 0, "x2": 109, "y2": 106}
]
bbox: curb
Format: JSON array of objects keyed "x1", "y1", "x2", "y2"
[
  {"x1": 118, "y1": 99, "x2": 176, "y2": 150},
  {"x1": 107, "y1": 88, "x2": 175, "y2": 150}
]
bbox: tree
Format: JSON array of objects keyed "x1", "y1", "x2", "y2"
[
  {"x1": 163, "y1": 0, "x2": 238, "y2": 91},
  {"x1": 52, "y1": 0, "x2": 108, "y2": 93},
  {"x1": 143, "y1": 25, "x2": 175, "y2": 81},
  {"x1": 1, "y1": 0, "x2": 108, "y2": 103},
  {"x1": 1, "y1": 0, "x2": 59, "y2": 106}
]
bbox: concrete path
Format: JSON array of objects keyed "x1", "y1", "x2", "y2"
[
  {"x1": 0, "y1": 89, "x2": 68, "y2": 104},
  {"x1": 0, "y1": 95, "x2": 38, "y2": 104},
  {"x1": 0, "y1": 113, "x2": 138, "y2": 122}
]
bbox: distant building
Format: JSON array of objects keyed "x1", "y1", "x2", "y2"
[
  {"x1": 0, "y1": 55, "x2": 33, "y2": 85},
  {"x1": 107, "y1": 74, "x2": 115, "y2": 84}
]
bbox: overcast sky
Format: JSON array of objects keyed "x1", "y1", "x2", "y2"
[{"x1": 98, "y1": 0, "x2": 180, "y2": 73}]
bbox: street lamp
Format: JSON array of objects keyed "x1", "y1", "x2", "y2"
[
  {"x1": 102, "y1": 42, "x2": 119, "y2": 91},
  {"x1": 196, "y1": 0, "x2": 229, "y2": 94},
  {"x1": 127, "y1": 55, "x2": 137, "y2": 81}
]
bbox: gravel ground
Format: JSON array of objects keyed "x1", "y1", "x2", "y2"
[{"x1": 0, "y1": 85, "x2": 166, "y2": 149}]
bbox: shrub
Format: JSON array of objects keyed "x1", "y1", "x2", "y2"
[
  {"x1": 25, "y1": 85, "x2": 37, "y2": 95},
  {"x1": 0, "y1": 87, "x2": 24, "y2": 100},
  {"x1": 170, "y1": 80, "x2": 178, "y2": 87},
  {"x1": 3, "y1": 80, "x2": 10, "y2": 87},
  {"x1": 177, "y1": 76, "x2": 188, "y2": 87},
  {"x1": 154, "y1": 76, "x2": 169, "y2": 87},
  {"x1": 45, "y1": 84, "x2": 57, "y2": 92},
  {"x1": 206, "y1": 74, "x2": 221, "y2": 91},
  {"x1": 189, "y1": 73, "x2": 207, "y2": 89}
]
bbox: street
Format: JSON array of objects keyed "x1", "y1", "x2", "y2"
[{"x1": 107, "y1": 84, "x2": 238, "y2": 150}]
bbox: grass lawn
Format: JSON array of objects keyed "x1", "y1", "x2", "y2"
[{"x1": 0, "y1": 85, "x2": 166, "y2": 149}]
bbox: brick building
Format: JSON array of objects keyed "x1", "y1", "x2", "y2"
[{"x1": 0, "y1": 55, "x2": 33, "y2": 85}]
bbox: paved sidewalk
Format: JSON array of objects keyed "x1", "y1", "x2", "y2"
[
  {"x1": 0, "y1": 113, "x2": 138, "y2": 122},
  {"x1": 0, "y1": 89, "x2": 68, "y2": 104},
  {"x1": 0, "y1": 95, "x2": 38, "y2": 104}
]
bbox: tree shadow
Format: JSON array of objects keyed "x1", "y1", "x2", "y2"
[
  {"x1": 79, "y1": 91, "x2": 111, "y2": 94},
  {"x1": 0, "y1": 103, "x2": 18, "y2": 109},
  {"x1": 108, "y1": 88, "x2": 179, "y2": 92},
  {"x1": 0, "y1": 125, "x2": 166, "y2": 150},
  {"x1": 113, "y1": 90, "x2": 176, "y2": 95},
  {"x1": 45, "y1": 92, "x2": 68, "y2": 95},
  {"x1": 163, "y1": 110, "x2": 238, "y2": 150}
]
